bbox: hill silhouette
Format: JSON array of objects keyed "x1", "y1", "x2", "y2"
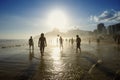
[{"x1": 34, "y1": 28, "x2": 92, "y2": 39}]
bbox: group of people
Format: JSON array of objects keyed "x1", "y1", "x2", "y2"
[
  {"x1": 29, "y1": 33, "x2": 81, "y2": 56},
  {"x1": 29, "y1": 33, "x2": 47, "y2": 56}
]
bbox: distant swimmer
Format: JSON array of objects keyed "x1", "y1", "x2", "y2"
[
  {"x1": 28, "y1": 36, "x2": 34, "y2": 50},
  {"x1": 76, "y1": 35, "x2": 81, "y2": 53},
  {"x1": 38, "y1": 33, "x2": 47, "y2": 56}
]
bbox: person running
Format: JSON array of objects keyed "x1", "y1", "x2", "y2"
[
  {"x1": 59, "y1": 36, "x2": 63, "y2": 50},
  {"x1": 28, "y1": 36, "x2": 34, "y2": 50},
  {"x1": 76, "y1": 35, "x2": 81, "y2": 53},
  {"x1": 38, "y1": 33, "x2": 47, "y2": 56}
]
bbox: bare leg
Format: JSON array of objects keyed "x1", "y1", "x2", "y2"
[
  {"x1": 32, "y1": 45, "x2": 34, "y2": 50},
  {"x1": 79, "y1": 47, "x2": 81, "y2": 53},
  {"x1": 76, "y1": 48, "x2": 78, "y2": 53},
  {"x1": 29, "y1": 46, "x2": 30, "y2": 50},
  {"x1": 40, "y1": 47, "x2": 44, "y2": 56}
]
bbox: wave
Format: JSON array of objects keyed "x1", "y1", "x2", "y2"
[{"x1": 0, "y1": 39, "x2": 27, "y2": 49}]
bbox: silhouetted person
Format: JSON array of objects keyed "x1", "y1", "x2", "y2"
[
  {"x1": 69, "y1": 39, "x2": 71, "y2": 44},
  {"x1": 97, "y1": 38, "x2": 100, "y2": 44},
  {"x1": 38, "y1": 33, "x2": 47, "y2": 56},
  {"x1": 113, "y1": 34, "x2": 117, "y2": 43},
  {"x1": 59, "y1": 36, "x2": 63, "y2": 50},
  {"x1": 57, "y1": 35, "x2": 59, "y2": 46},
  {"x1": 71, "y1": 38, "x2": 74, "y2": 46},
  {"x1": 28, "y1": 36, "x2": 34, "y2": 50},
  {"x1": 117, "y1": 35, "x2": 120, "y2": 45},
  {"x1": 89, "y1": 38, "x2": 91, "y2": 44},
  {"x1": 76, "y1": 35, "x2": 81, "y2": 53},
  {"x1": 65, "y1": 39, "x2": 67, "y2": 42},
  {"x1": 114, "y1": 34, "x2": 120, "y2": 45}
]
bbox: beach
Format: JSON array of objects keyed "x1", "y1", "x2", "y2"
[{"x1": 0, "y1": 39, "x2": 120, "y2": 80}]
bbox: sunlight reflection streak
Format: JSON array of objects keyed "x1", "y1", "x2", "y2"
[{"x1": 51, "y1": 47, "x2": 63, "y2": 72}]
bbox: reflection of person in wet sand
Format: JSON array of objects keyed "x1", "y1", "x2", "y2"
[
  {"x1": 28, "y1": 36, "x2": 34, "y2": 50},
  {"x1": 38, "y1": 33, "x2": 47, "y2": 56},
  {"x1": 59, "y1": 36, "x2": 63, "y2": 50},
  {"x1": 76, "y1": 35, "x2": 81, "y2": 53},
  {"x1": 29, "y1": 50, "x2": 34, "y2": 61}
]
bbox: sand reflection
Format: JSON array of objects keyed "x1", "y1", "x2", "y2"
[{"x1": 51, "y1": 47, "x2": 63, "y2": 72}]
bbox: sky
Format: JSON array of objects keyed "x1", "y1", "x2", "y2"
[{"x1": 0, "y1": 0, "x2": 120, "y2": 39}]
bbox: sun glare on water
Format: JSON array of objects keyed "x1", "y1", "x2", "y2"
[{"x1": 47, "y1": 10, "x2": 69, "y2": 31}]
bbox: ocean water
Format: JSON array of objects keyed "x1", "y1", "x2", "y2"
[{"x1": 0, "y1": 39, "x2": 27, "y2": 49}]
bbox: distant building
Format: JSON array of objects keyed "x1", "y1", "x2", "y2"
[
  {"x1": 97, "y1": 23, "x2": 107, "y2": 34},
  {"x1": 107, "y1": 23, "x2": 120, "y2": 35}
]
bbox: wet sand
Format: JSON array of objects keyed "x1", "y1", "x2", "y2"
[{"x1": 0, "y1": 42, "x2": 120, "y2": 80}]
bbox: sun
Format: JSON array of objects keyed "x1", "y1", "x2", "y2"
[{"x1": 47, "y1": 10, "x2": 69, "y2": 31}]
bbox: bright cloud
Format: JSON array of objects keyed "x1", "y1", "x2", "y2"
[{"x1": 90, "y1": 10, "x2": 120, "y2": 22}]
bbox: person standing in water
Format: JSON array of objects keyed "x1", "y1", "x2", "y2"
[
  {"x1": 89, "y1": 38, "x2": 91, "y2": 44},
  {"x1": 97, "y1": 38, "x2": 100, "y2": 45},
  {"x1": 38, "y1": 33, "x2": 47, "y2": 56},
  {"x1": 59, "y1": 36, "x2": 63, "y2": 50},
  {"x1": 76, "y1": 35, "x2": 81, "y2": 53},
  {"x1": 71, "y1": 38, "x2": 74, "y2": 46},
  {"x1": 29, "y1": 36, "x2": 34, "y2": 50}
]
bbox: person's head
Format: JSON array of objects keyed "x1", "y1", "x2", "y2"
[
  {"x1": 57, "y1": 34, "x2": 59, "y2": 37},
  {"x1": 76, "y1": 35, "x2": 79, "y2": 37},
  {"x1": 30, "y1": 36, "x2": 32, "y2": 39},
  {"x1": 60, "y1": 36, "x2": 62, "y2": 38},
  {"x1": 41, "y1": 33, "x2": 44, "y2": 37}
]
